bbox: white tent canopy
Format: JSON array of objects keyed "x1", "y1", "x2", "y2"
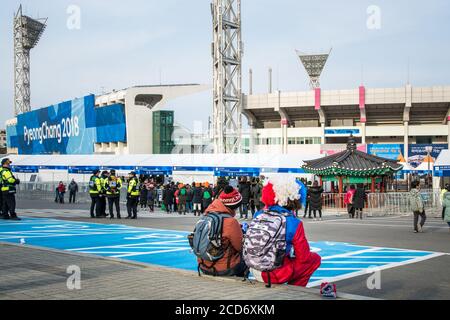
[{"x1": 0, "y1": 153, "x2": 322, "y2": 183}]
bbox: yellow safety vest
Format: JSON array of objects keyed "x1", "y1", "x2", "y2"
[
  {"x1": 88, "y1": 175, "x2": 102, "y2": 195},
  {"x1": 127, "y1": 177, "x2": 140, "y2": 197},
  {"x1": 106, "y1": 176, "x2": 123, "y2": 196},
  {"x1": 1, "y1": 168, "x2": 17, "y2": 193}
]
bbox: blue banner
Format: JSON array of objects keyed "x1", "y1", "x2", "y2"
[
  {"x1": 214, "y1": 167, "x2": 260, "y2": 177},
  {"x1": 11, "y1": 95, "x2": 127, "y2": 155},
  {"x1": 408, "y1": 144, "x2": 448, "y2": 168},
  {"x1": 368, "y1": 144, "x2": 405, "y2": 161}
]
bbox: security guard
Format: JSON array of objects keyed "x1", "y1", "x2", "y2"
[
  {"x1": 126, "y1": 171, "x2": 140, "y2": 219},
  {"x1": 105, "y1": 170, "x2": 122, "y2": 219},
  {"x1": 0, "y1": 164, "x2": 4, "y2": 218},
  {"x1": 99, "y1": 171, "x2": 110, "y2": 218},
  {"x1": 1, "y1": 158, "x2": 21, "y2": 220},
  {"x1": 88, "y1": 170, "x2": 102, "y2": 218}
]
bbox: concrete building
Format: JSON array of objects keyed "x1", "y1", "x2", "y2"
[{"x1": 242, "y1": 84, "x2": 450, "y2": 160}]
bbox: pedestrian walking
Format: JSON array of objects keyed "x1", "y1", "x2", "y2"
[
  {"x1": 147, "y1": 183, "x2": 156, "y2": 212},
  {"x1": 442, "y1": 185, "x2": 450, "y2": 232},
  {"x1": 186, "y1": 184, "x2": 193, "y2": 213},
  {"x1": 140, "y1": 179, "x2": 148, "y2": 209},
  {"x1": 307, "y1": 181, "x2": 324, "y2": 220},
  {"x1": 68, "y1": 179, "x2": 79, "y2": 203},
  {"x1": 57, "y1": 181, "x2": 66, "y2": 204},
  {"x1": 409, "y1": 181, "x2": 426, "y2": 233},
  {"x1": 192, "y1": 182, "x2": 203, "y2": 216},
  {"x1": 303, "y1": 181, "x2": 312, "y2": 218},
  {"x1": 177, "y1": 184, "x2": 187, "y2": 215},
  {"x1": 250, "y1": 178, "x2": 262, "y2": 217},
  {"x1": 238, "y1": 177, "x2": 251, "y2": 220},
  {"x1": 353, "y1": 184, "x2": 367, "y2": 220},
  {"x1": 163, "y1": 184, "x2": 174, "y2": 213},
  {"x1": 344, "y1": 185, "x2": 356, "y2": 218},
  {"x1": 202, "y1": 182, "x2": 213, "y2": 214}
]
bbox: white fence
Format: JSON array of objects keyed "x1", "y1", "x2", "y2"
[{"x1": 319, "y1": 191, "x2": 442, "y2": 216}]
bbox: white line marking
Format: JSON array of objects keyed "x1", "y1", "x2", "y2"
[
  {"x1": 322, "y1": 248, "x2": 380, "y2": 260},
  {"x1": 307, "y1": 252, "x2": 445, "y2": 288},
  {"x1": 321, "y1": 261, "x2": 388, "y2": 264},
  {"x1": 317, "y1": 268, "x2": 364, "y2": 271},
  {"x1": 68, "y1": 240, "x2": 188, "y2": 251},
  {"x1": 111, "y1": 247, "x2": 191, "y2": 258}
]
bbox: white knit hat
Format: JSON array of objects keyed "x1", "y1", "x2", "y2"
[{"x1": 264, "y1": 175, "x2": 300, "y2": 206}]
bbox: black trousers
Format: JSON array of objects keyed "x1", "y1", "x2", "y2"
[
  {"x1": 127, "y1": 197, "x2": 139, "y2": 218},
  {"x1": 99, "y1": 195, "x2": 107, "y2": 216},
  {"x1": 108, "y1": 197, "x2": 121, "y2": 218},
  {"x1": 303, "y1": 201, "x2": 310, "y2": 217},
  {"x1": 69, "y1": 192, "x2": 76, "y2": 203},
  {"x1": 309, "y1": 208, "x2": 322, "y2": 218},
  {"x1": 413, "y1": 211, "x2": 427, "y2": 231},
  {"x1": 0, "y1": 191, "x2": 3, "y2": 216},
  {"x1": 2, "y1": 192, "x2": 17, "y2": 218},
  {"x1": 90, "y1": 194, "x2": 100, "y2": 217}
]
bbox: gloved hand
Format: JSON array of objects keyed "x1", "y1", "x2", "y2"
[{"x1": 15, "y1": 178, "x2": 21, "y2": 185}]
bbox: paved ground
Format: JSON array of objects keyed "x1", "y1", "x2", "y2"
[
  {"x1": 7, "y1": 199, "x2": 450, "y2": 300},
  {"x1": 0, "y1": 242, "x2": 336, "y2": 300}
]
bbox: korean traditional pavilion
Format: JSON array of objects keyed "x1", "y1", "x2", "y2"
[{"x1": 302, "y1": 136, "x2": 403, "y2": 193}]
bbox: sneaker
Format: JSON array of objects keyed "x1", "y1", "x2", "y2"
[
  {"x1": 414, "y1": 230, "x2": 418, "y2": 233},
  {"x1": 417, "y1": 224, "x2": 423, "y2": 233},
  {"x1": 313, "y1": 218, "x2": 317, "y2": 221},
  {"x1": 10, "y1": 216, "x2": 21, "y2": 221}
]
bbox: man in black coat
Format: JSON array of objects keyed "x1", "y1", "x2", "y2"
[
  {"x1": 238, "y1": 176, "x2": 251, "y2": 220},
  {"x1": 308, "y1": 181, "x2": 324, "y2": 220}
]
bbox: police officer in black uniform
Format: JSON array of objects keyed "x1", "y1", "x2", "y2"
[{"x1": 1, "y1": 158, "x2": 21, "y2": 220}]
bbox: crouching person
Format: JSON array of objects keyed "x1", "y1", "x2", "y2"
[
  {"x1": 189, "y1": 186, "x2": 248, "y2": 277},
  {"x1": 243, "y1": 177, "x2": 321, "y2": 287}
]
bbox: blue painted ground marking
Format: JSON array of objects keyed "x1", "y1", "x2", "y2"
[{"x1": 0, "y1": 217, "x2": 443, "y2": 287}]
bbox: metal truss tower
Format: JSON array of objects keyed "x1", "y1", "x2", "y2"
[
  {"x1": 211, "y1": 0, "x2": 243, "y2": 154},
  {"x1": 14, "y1": 5, "x2": 47, "y2": 116},
  {"x1": 296, "y1": 49, "x2": 332, "y2": 89}
]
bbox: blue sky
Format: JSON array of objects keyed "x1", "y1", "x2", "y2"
[{"x1": 1, "y1": 0, "x2": 449, "y2": 130}]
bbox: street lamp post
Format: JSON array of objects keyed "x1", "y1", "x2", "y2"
[{"x1": 425, "y1": 146, "x2": 433, "y2": 189}]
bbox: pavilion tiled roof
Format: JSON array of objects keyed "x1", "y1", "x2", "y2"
[{"x1": 302, "y1": 137, "x2": 403, "y2": 176}]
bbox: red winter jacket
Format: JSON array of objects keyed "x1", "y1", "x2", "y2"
[{"x1": 254, "y1": 206, "x2": 321, "y2": 287}]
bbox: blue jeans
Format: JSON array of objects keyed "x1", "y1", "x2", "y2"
[{"x1": 186, "y1": 201, "x2": 193, "y2": 212}]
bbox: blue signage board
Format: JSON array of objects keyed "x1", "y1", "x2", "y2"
[
  {"x1": 408, "y1": 144, "x2": 448, "y2": 168},
  {"x1": 214, "y1": 167, "x2": 260, "y2": 177},
  {"x1": 68, "y1": 166, "x2": 101, "y2": 174},
  {"x1": 368, "y1": 144, "x2": 405, "y2": 161},
  {"x1": 11, "y1": 165, "x2": 39, "y2": 173},
  {"x1": 138, "y1": 166, "x2": 173, "y2": 176},
  {"x1": 325, "y1": 129, "x2": 360, "y2": 136},
  {"x1": 10, "y1": 95, "x2": 127, "y2": 155},
  {"x1": 173, "y1": 166, "x2": 215, "y2": 172}
]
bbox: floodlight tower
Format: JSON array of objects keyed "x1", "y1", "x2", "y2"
[
  {"x1": 296, "y1": 49, "x2": 332, "y2": 90},
  {"x1": 13, "y1": 5, "x2": 47, "y2": 116},
  {"x1": 211, "y1": 0, "x2": 243, "y2": 154}
]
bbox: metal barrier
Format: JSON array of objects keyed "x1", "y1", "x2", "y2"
[
  {"x1": 321, "y1": 191, "x2": 442, "y2": 216},
  {"x1": 14, "y1": 183, "x2": 442, "y2": 217},
  {"x1": 15, "y1": 182, "x2": 128, "y2": 204}
]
